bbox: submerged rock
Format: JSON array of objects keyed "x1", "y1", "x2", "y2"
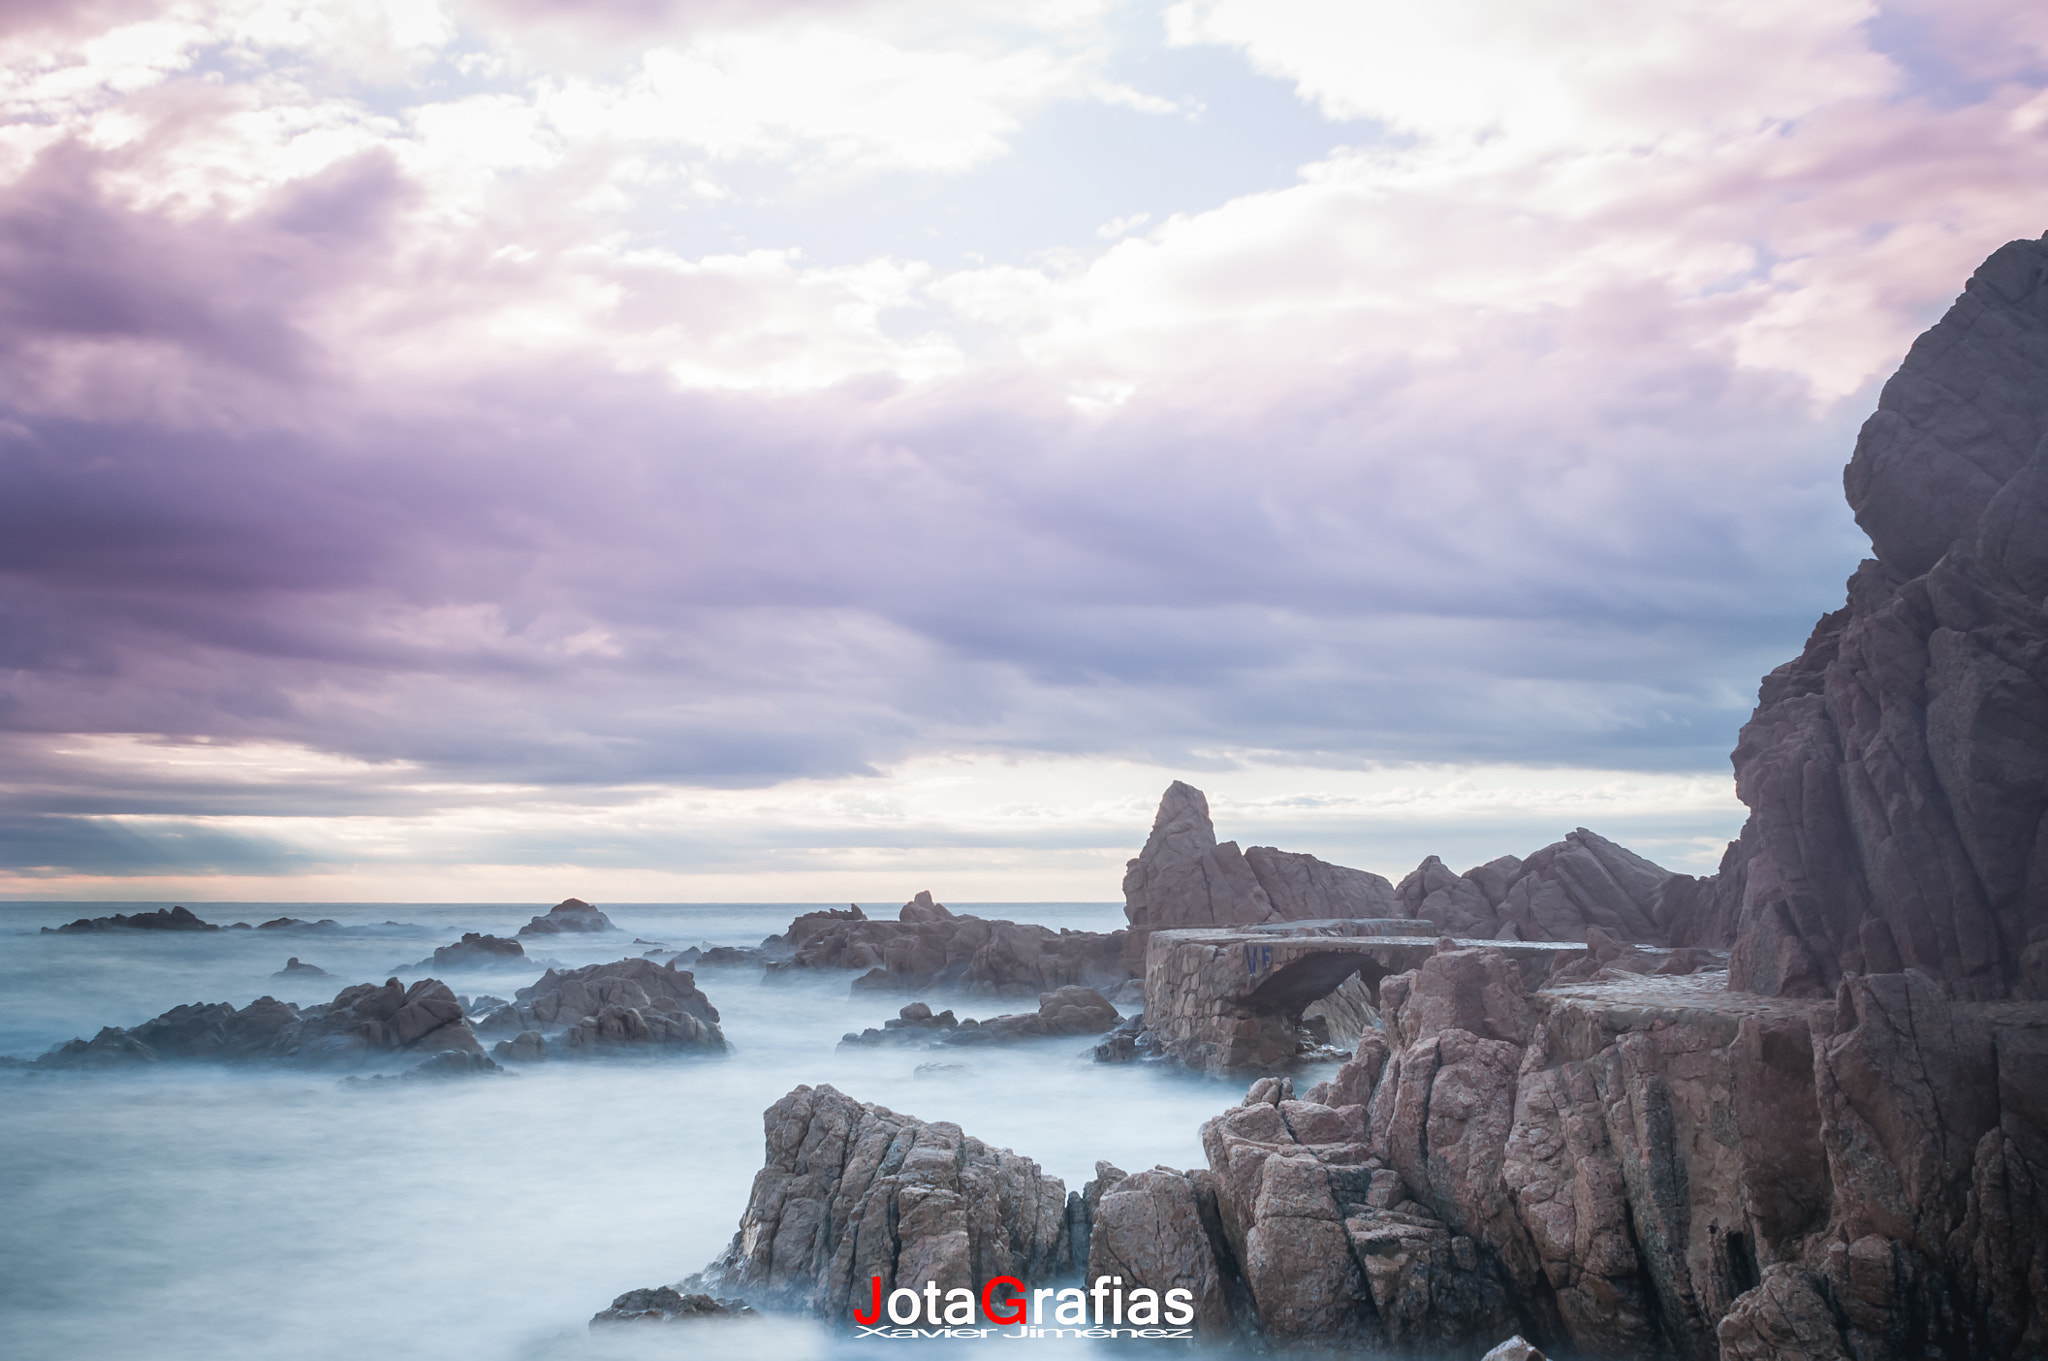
[
  {"x1": 515, "y1": 897, "x2": 617, "y2": 936},
  {"x1": 43, "y1": 905, "x2": 219, "y2": 934},
  {"x1": 272, "y1": 957, "x2": 330, "y2": 978}
]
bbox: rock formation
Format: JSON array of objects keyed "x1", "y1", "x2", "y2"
[
  {"x1": 273, "y1": 956, "x2": 330, "y2": 977},
  {"x1": 43, "y1": 904, "x2": 221, "y2": 933},
  {"x1": 1680, "y1": 236, "x2": 2048, "y2": 1000},
  {"x1": 31, "y1": 977, "x2": 483, "y2": 1068},
  {"x1": 765, "y1": 893, "x2": 1130, "y2": 997},
  {"x1": 1394, "y1": 829, "x2": 1681, "y2": 945},
  {"x1": 839, "y1": 988, "x2": 1121, "y2": 1048},
  {"x1": 516, "y1": 897, "x2": 617, "y2": 936},
  {"x1": 480, "y1": 957, "x2": 724, "y2": 1059},
  {"x1": 590, "y1": 1287, "x2": 757, "y2": 1325},
  {"x1": 419, "y1": 932, "x2": 527, "y2": 970},
  {"x1": 698, "y1": 1084, "x2": 1077, "y2": 1316},
  {"x1": 1121, "y1": 782, "x2": 1402, "y2": 968}
]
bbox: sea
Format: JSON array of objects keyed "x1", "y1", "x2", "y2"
[{"x1": 0, "y1": 901, "x2": 1313, "y2": 1360}]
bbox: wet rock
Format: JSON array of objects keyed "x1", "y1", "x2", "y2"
[
  {"x1": 591, "y1": 1286, "x2": 756, "y2": 1325},
  {"x1": 1480, "y1": 1337, "x2": 1548, "y2": 1361},
  {"x1": 516, "y1": 897, "x2": 617, "y2": 936},
  {"x1": 697, "y1": 1084, "x2": 1075, "y2": 1315},
  {"x1": 273, "y1": 957, "x2": 330, "y2": 978},
  {"x1": 938, "y1": 987, "x2": 1120, "y2": 1045},
  {"x1": 43, "y1": 905, "x2": 219, "y2": 934}
]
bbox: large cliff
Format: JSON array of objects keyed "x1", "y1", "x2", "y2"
[{"x1": 1696, "y1": 236, "x2": 2048, "y2": 1000}]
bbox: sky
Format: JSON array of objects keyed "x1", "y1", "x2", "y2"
[{"x1": 1, "y1": 0, "x2": 2046, "y2": 903}]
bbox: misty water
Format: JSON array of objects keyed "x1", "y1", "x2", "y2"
[{"x1": 0, "y1": 901, "x2": 1317, "y2": 1361}]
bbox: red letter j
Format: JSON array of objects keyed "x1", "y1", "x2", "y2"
[{"x1": 855, "y1": 1275, "x2": 883, "y2": 1325}]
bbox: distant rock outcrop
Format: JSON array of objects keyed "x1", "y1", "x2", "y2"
[
  {"x1": 43, "y1": 905, "x2": 220, "y2": 933},
  {"x1": 516, "y1": 898, "x2": 617, "y2": 936},
  {"x1": 765, "y1": 892, "x2": 1130, "y2": 996},
  {"x1": 1122, "y1": 782, "x2": 1402, "y2": 968},
  {"x1": 698, "y1": 1084, "x2": 1078, "y2": 1316},
  {"x1": 1687, "y1": 236, "x2": 2048, "y2": 1000},
  {"x1": 272, "y1": 956, "x2": 330, "y2": 978}
]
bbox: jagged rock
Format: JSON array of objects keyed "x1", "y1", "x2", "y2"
[
  {"x1": 273, "y1": 957, "x2": 330, "y2": 978},
  {"x1": 1121, "y1": 782, "x2": 1401, "y2": 968},
  {"x1": 1690, "y1": 236, "x2": 2048, "y2": 999},
  {"x1": 1716, "y1": 1265, "x2": 1851, "y2": 1360},
  {"x1": 43, "y1": 905, "x2": 218, "y2": 933},
  {"x1": 765, "y1": 892, "x2": 1130, "y2": 997},
  {"x1": 698, "y1": 1084, "x2": 1074, "y2": 1316},
  {"x1": 1087, "y1": 1165, "x2": 1238, "y2": 1340},
  {"x1": 1392, "y1": 830, "x2": 1675, "y2": 945},
  {"x1": 33, "y1": 978, "x2": 482, "y2": 1068},
  {"x1": 591, "y1": 1287, "x2": 756, "y2": 1325},
  {"x1": 516, "y1": 897, "x2": 617, "y2": 936},
  {"x1": 416, "y1": 932, "x2": 528, "y2": 970},
  {"x1": 1381, "y1": 943, "x2": 1535, "y2": 1049},
  {"x1": 497, "y1": 958, "x2": 725, "y2": 1053}
]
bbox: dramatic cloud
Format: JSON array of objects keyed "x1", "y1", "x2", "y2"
[{"x1": 0, "y1": 0, "x2": 2043, "y2": 894}]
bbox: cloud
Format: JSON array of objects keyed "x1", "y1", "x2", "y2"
[{"x1": 0, "y1": 0, "x2": 2042, "y2": 889}]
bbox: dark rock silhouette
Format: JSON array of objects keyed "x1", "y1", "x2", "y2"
[
  {"x1": 516, "y1": 897, "x2": 617, "y2": 936},
  {"x1": 43, "y1": 905, "x2": 218, "y2": 933},
  {"x1": 766, "y1": 892, "x2": 1130, "y2": 996}
]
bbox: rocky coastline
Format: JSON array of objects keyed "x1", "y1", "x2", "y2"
[{"x1": 596, "y1": 237, "x2": 2048, "y2": 1358}]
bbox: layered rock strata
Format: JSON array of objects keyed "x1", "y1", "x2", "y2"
[
  {"x1": 766, "y1": 893, "x2": 1129, "y2": 997},
  {"x1": 699, "y1": 1084, "x2": 1077, "y2": 1315}
]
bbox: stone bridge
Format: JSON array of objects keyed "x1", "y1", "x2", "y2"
[{"x1": 1142, "y1": 919, "x2": 1588, "y2": 1072}]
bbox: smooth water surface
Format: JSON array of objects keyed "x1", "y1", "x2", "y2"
[{"x1": 0, "y1": 902, "x2": 1298, "y2": 1361}]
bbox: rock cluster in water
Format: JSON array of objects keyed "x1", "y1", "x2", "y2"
[
  {"x1": 478, "y1": 957, "x2": 725, "y2": 1060},
  {"x1": 30, "y1": 977, "x2": 485, "y2": 1069},
  {"x1": 44, "y1": 905, "x2": 222, "y2": 933},
  {"x1": 838, "y1": 987, "x2": 1121, "y2": 1049},
  {"x1": 766, "y1": 892, "x2": 1130, "y2": 997}
]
